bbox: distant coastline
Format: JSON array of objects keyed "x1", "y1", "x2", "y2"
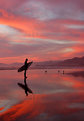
[
  {"x1": 0, "y1": 66, "x2": 84, "y2": 70},
  {"x1": 0, "y1": 56, "x2": 84, "y2": 70}
]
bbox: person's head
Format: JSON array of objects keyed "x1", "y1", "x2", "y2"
[{"x1": 26, "y1": 58, "x2": 28, "y2": 62}]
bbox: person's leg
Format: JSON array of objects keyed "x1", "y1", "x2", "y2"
[{"x1": 24, "y1": 70, "x2": 27, "y2": 77}]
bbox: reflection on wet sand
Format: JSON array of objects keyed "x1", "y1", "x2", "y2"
[
  {"x1": 68, "y1": 71, "x2": 84, "y2": 77},
  {"x1": 0, "y1": 69, "x2": 84, "y2": 121},
  {"x1": 0, "y1": 92, "x2": 84, "y2": 121},
  {"x1": 17, "y1": 82, "x2": 33, "y2": 96}
]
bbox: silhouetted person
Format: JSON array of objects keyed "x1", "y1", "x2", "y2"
[
  {"x1": 58, "y1": 70, "x2": 60, "y2": 73},
  {"x1": 24, "y1": 58, "x2": 28, "y2": 78},
  {"x1": 45, "y1": 70, "x2": 47, "y2": 73},
  {"x1": 18, "y1": 58, "x2": 33, "y2": 96},
  {"x1": 18, "y1": 58, "x2": 33, "y2": 72},
  {"x1": 24, "y1": 58, "x2": 28, "y2": 66}
]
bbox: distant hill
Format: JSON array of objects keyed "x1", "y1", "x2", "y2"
[
  {"x1": 0, "y1": 56, "x2": 84, "y2": 70},
  {"x1": 0, "y1": 63, "x2": 23, "y2": 70},
  {"x1": 32, "y1": 56, "x2": 84, "y2": 69},
  {"x1": 56, "y1": 56, "x2": 84, "y2": 67}
]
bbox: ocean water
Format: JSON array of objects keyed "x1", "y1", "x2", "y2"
[{"x1": 0, "y1": 69, "x2": 84, "y2": 121}]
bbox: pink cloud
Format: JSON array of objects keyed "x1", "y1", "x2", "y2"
[{"x1": 0, "y1": 0, "x2": 84, "y2": 63}]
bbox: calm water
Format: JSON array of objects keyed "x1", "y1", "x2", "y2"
[{"x1": 0, "y1": 69, "x2": 84, "y2": 121}]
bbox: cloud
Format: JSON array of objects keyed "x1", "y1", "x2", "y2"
[
  {"x1": 22, "y1": 0, "x2": 84, "y2": 21},
  {"x1": 0, "y1": 0, "x2": 84, "y2": 63}
]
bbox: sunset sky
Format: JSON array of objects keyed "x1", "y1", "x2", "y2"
[{"x1": 0, "y1": 0, "x2": 84, "y2": 63}]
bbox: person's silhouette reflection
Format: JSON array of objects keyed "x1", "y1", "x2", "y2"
[
  {"x1": 18, "y1": 58, "x2": 33, "y2": 96},
  {"x1": 18, "y1": 77, "x2": 33, "y2": 96}
]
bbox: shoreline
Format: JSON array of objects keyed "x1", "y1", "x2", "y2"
[{"x1": 0, "y1": 67, "x2": 84, "y2": 70}]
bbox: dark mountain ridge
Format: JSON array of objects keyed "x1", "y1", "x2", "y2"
[{"x1": 0, "y1": 56, "x2": 84, "y2": 69}]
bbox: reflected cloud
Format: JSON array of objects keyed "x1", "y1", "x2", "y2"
[
  {"x1": 0, "y1": 93, "x2": 84, "y2": 121},
  {"x1": 0, "y1": 69, "x2": 84, "y2": 121}
]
